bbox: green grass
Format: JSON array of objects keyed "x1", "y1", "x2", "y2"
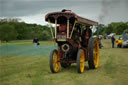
[{"x1": 0, "y1": 39, "x2": 128, "y2": 85}]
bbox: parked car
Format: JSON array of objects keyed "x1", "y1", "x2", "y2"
[
  {"x1": 108, "y1": 33, "x2": 116, "y2": 39},
  {"x1": 122, "y1": 33, "x2": 128, "y2": 48}
]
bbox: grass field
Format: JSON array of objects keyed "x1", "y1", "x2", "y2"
[
  {"x1": 1, "y1": 40, "x2": 56, "y2": 45},
  {"x1": 0, "y1": 40, "x2": 128, "y2": 85}
]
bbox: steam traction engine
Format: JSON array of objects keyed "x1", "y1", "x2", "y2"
[{"x1": 45, "y1": 10, "x2": 99, "y2": 73}]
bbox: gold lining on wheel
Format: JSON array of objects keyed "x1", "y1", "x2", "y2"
[
  {"x1": 52, "y1": 51, "x2": 60, "y2": 72},
  {"x1": 80, "y1": 50, "x2": 85, "y2": 72},
  {"x1": 93, "y1": 39, "x2": 99, "y2": 68}
]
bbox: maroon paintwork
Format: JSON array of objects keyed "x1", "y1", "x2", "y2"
[{"x1": 45, "y1": 11, "x2": 98, "y2": 26}]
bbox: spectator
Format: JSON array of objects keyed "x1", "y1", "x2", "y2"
[
  {"x1": 99, "y1": 38, "x2": 103, "y2": 49},
  {"x1": 0, "y1": 40, "x2": 1, "y2": 46},
  {"x1": 111, "y1": 35, "x2": 115, "y2": 48},
  {"x1": 33, "y1": 37, "x2": 39, "y2": 48}
]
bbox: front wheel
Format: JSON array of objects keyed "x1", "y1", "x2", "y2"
[
  {"x1": 49, "y1": 49, "x2": 60, "y2": 73},
  {"x1": 77, "y1": 49, "x2": 85, "y2": 73}
]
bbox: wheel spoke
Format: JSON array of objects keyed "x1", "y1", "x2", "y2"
[
  {"x1": 80, "y1": 50, "x2": 85, "y2": 72},
  {"x1": 77, "y1": 49, "x2": 85, "y2": 73},
  {"x1": 50, "y1": 50, "x2": 60, "y2": 73},
  {"x1": 94, "y1": 39, "x2": 99, "y2": 68},
  {"x1": 53, "y1": 60, "x2": 57, "y2": 63},
  {"x1": 80, "y1": 59, "x2": 84, "y2": 62}
]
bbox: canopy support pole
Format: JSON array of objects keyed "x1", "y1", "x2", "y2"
[
  {"x1": 70, "y1": 21, "x2": 76, "y2": 39},
  {"x1": 48, "y1": 20, "x2": 54, "y2": 39},
  {"x1": 67, "y1": 19, "x2": 69, "y2": 38},
  {"x1": 55, "y1": 19, "x2": 57, "y2": 38}
]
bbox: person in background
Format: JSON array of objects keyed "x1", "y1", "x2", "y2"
[
  {"x1": 33, "y1": 37, "x2": 39, "y2": 48},
  {"x1": 0, "y1": 40, "x2": 1, "y2": 46},
  {"x1": 111, "y1": 35, "x2": 115, "y2": 48},
  {"x1": 99, "y1": 38, "x2": 103, "y2": 49}
]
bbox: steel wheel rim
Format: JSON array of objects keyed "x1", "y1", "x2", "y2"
[
  {"x1": 80, "y1": 50, "x2": 85, "y2": 72},
  {"x1": 93, "y1": 39, "x2": 99, "y2": 68},
  {"x1": 52, "y1": 51, "x2": 60, "y2": 72}
]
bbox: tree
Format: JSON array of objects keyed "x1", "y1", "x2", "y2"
[
  {"x1": 104, "y1": 23, "x2": 114, "y2": 34},
  {"x1": 39, "y1": 30, "x2": 51, "y2": 40},
  {"x1": 94, "y1": 24, "x2": 104, "y2": 35},
  {"x1": 0, "y1": 24, "x2": 18, "y2": 42},
  {"x1": 14, "y1": 22, "x2": 29, "y2": 40},
  {"x1": 102, "y1": 22, "x2": 128, "y2": 35},
  {"x1": 123, "y1": 29, "x2": 128, "y2": 33}
]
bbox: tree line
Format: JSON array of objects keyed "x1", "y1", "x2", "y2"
[
  {"x1": 0, "y1": 18, "x2": 53, "y2": 42},
  {"x1": 96, "y1": 22, "x2": 128, "y2": 35},
  {"x1": 0, "y1": 18, "x2": 128, "y2": 41}
]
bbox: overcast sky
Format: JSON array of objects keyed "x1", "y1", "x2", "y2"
[{"x1": 0, "y1": 0, "x2": 128, "y2": 25}]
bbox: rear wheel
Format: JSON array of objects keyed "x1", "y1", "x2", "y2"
[
  {"x1": 77, "y1": 49, "x2": 85, "y2": 73},
  {"x1": 88, "y1": 37, "x2": 99, "y2": 69},
  {"x1": 49, "y1": 49, "x2": 60, "y2": 73}
]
